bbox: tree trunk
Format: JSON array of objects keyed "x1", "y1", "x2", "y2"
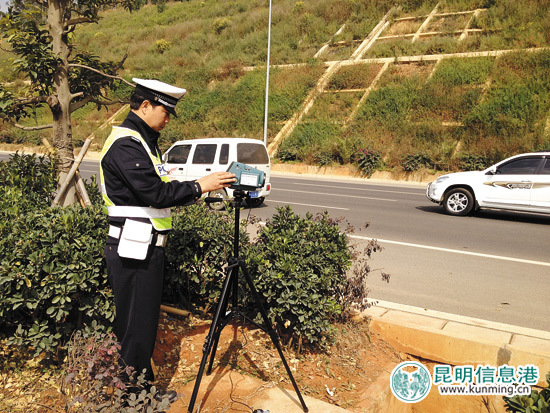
[{"x1": 48, "y1": 0, "x2": 77, "y2": 206}]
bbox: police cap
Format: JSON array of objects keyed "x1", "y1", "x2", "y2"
[{"x1": 132, "y1": 78, "x2": 186, "y2": 117}]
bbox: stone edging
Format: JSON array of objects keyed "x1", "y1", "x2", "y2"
[{"x1": 362, "y1": 300, "x2": 550, "y2": 388}]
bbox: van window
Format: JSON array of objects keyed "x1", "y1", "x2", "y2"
[
  {"x1": 192, "y1": 144, "x2": 217, "y2": 164},
  {"x1": 237, "y1": 143, "x2": 269, "y2": 164},
  {"x1": 167, "y1": 144, "x2": 192, "y2": 164},
  {"x1": 219, "y1": 144, "x2": 229, "y2": 165}
]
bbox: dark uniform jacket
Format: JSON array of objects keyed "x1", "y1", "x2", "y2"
[{"x1": 101, "y1": 111, "x2": 202, "y2": 228}]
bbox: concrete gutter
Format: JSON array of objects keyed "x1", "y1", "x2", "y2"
[{"x1": 362, "y1": 299, "x2": 550, "y2": 388}]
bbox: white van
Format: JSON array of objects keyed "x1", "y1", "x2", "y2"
[{"x1": 163, "y1": 138, "x2": 271, "y2": 208}]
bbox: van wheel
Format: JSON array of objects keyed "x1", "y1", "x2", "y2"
[
  {"x1": 207, "y1": 189, "x2": 228, "y2": 211},
  {"x1": 245, "y1": 196, "x2": 265, "y2": 208}
]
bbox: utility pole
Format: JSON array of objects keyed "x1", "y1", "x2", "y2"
[{"x1": 263, "y1": 0, "x2": 272, "y2": 146}]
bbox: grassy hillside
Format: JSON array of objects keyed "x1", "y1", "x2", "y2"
[{"x1": 1, "y1": 0, "x2": 550, "y2": 173}]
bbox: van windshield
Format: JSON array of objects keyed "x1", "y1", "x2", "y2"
[{"x1": 237, "y1": 143, "x2": 269, "y2": 164}]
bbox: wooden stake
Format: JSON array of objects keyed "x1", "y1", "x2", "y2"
[{"x1": 51, "y1": 137, "x2": 93, "y2": 207}]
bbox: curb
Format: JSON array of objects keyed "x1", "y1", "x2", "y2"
[{"x1": 362, "y1": 299, "x2": 550, "y2": 388}]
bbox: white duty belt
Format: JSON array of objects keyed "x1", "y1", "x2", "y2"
[
  {"x1": 106, "y1": 205, "x2": 171, "y2": 219},
  {"x1": 108, "y1": 225, "x2": 168, "y2": 248}
]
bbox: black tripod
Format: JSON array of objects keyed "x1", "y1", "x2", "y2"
[{"x1": 187, "y1": 190, "x2": 309, "y2": 413}]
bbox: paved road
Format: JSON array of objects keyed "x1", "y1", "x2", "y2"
[
  {"x1": 257, "y1": 175, "x2": 549, "y2": 331},
  {"x1": 2, "y1": 152, "x2": 549, "y2": 331}
]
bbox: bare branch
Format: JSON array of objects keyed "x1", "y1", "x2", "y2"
[
  {"x1": 68, "y1": 63, "x2": 135, "y2": 87},
  {"x1": 14, "y1": 123, "x2": 53, "y2": 131},
  {"x1": 69, "y1": 96, "x2": 127, "y2": 113},
  {"x1": 94, "y1": 98, "x2": 127, "y2": 106},
  {"x1": 114, "y1": 54, "x2": 128, "y2": 72},
  {"x1": 69, "y1": 95, "x2": 93, "y2": 113},
  {"x1": 65, "y1": 16, "x2": 95, "y2": 27},
  {"x1": 71, "y1": 91, "x2": 84, "y2": 100},
  {"x1": 13, "y1": 96, "x2": 49, "y2": 107}
]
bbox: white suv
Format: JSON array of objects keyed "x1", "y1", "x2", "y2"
[{"x1": 426, "y1": 152, "x2": 550, "y2": 216}]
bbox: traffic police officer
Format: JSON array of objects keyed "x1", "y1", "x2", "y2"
[{"x1": 99, "y1": 78, "x2": 235, "y2": 400}]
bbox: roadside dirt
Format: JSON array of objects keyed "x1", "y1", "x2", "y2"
[
  {"x1": 0, "y1": 310, "x2": 405, "y2": 412},
  {"x1": 152, "y1": 311, "x2": 404, "y2": 411}
]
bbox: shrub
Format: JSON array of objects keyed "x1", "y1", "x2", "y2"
[
  {"x1": 504, "y1": 372, "x2": 550, "y2": 413},
  {"x1": 62, "y1": 331, "x2": 170, "y2": 412},
  {"x1": 459, "y1": 153, "x2": 492, "y2": 171},
  {"x1": 314, "y1": 151, "x2": 336, "y2": 166},
  {"x1": 155, "y1": 38, "x2": 172, "y2": 54},
  {"x1": 212, "y1": 17, "x2": 229, "y2": 34},
  {"x1": 277, "y1": 142, "x2": 299, "y2": 162},
  {"x1": 355, "y1": 148, "x2": 382, "y2": 176},
  {"x1": 152, "y1": 0, "x2": 166, "y2": 13},
  {"x1": 402, "y1": 153, "x2": 432, "y2": 172},
  {"x1": 246, "y1": 206, "x2": 386, "y2": 350},
  {"x1": 0, "y1": 153, "x2": 113, "y2": 358},
  {"x1": 0, "y1": 202, "x2": 112, "y2": 357},
  {"x1": 163, "y1": 203, "x2": 249, "y2": 311},
  {"x1": 0, "y1": 154, "x2": 380, "y2": 356},
  {"x1": 246, "y1": 206, "x2": 368, "y2": 350},
  {"x1": 292, "y1": 1, "x2": 305, "y2": 14},
  {"x1": 0, "y1": 152, "x2": 56, "y2": 209}
]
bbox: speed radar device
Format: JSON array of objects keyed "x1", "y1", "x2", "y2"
[{"x1": 227, "y1": 161, "x2": 265, "y2": 191}]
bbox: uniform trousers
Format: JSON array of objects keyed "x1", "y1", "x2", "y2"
[{"x1": 105, "y1": 236, "x2": 165, "y2": 383}]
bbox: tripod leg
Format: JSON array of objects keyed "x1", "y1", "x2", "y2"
[
  {"x1": 187, "y1": 264, "x2": 236, "y2": 413},
  {"x1": 238, "y1": 262, "x2": 309, "y2": 413},
  {"x1": 206, "y1": 264, "x2": 239, "y2": 374}
]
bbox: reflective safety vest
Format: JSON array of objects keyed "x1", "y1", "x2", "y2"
[{"x1": 99, "y1": 127, "x2": 172, "y2": 231}]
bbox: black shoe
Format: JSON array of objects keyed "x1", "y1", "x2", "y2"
[{"x1": 153, "y1": 388, "x2": 178, "y2": 403}]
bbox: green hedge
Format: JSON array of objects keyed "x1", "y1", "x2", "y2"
[
  {"x1": 246, "y1": 206, "x2": 354, "y2": 349},
  {"x1": 0, "y1": 201, "x2": 113, "y2": 356},
  {"x1": 0, "y1": 154, "x2": 112, "y2": 357},
  {"x1": 0, "y1": 153, "x2": 371, "y2": 357},
  {"x1": 163, "y1": 203, "x2": 249, "y2": 311}
]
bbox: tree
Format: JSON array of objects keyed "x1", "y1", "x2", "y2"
[{"x1": 0, "y1": 0, "x2": 140, "y2": 206}]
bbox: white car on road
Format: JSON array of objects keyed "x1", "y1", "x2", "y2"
[{"x1": 426, "y1": 152, "x2": 550, "y2": 216}]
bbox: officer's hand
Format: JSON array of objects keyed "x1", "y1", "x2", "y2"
[{"x1": 197, "y1": 172, "x2": 236, "y2": 193}]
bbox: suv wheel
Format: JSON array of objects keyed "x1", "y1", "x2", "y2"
[{"x1": 443, "y1": 188, "x2": 474, "y2": 216}]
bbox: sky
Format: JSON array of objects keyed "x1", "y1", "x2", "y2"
[{"x1": 0, "y1": 0, "x2": 8, "y2": 12}]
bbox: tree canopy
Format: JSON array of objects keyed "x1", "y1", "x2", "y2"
[{"x1": 0, "y1": 0, "x2": 139, "y2": 205}]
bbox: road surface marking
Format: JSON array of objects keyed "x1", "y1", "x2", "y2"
[
  {"x1": 293, "y1": 182, "x2": 424, "y2": 196},
  {"x1": 274, "y1": 188, "x2": 397, "y2": 202},
  {"x1": 349, "y1": 235, "x2": 550, "y2": 267},
  {"x1": 268, "y1": 199, "x2": 349, "y2": 210}
]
